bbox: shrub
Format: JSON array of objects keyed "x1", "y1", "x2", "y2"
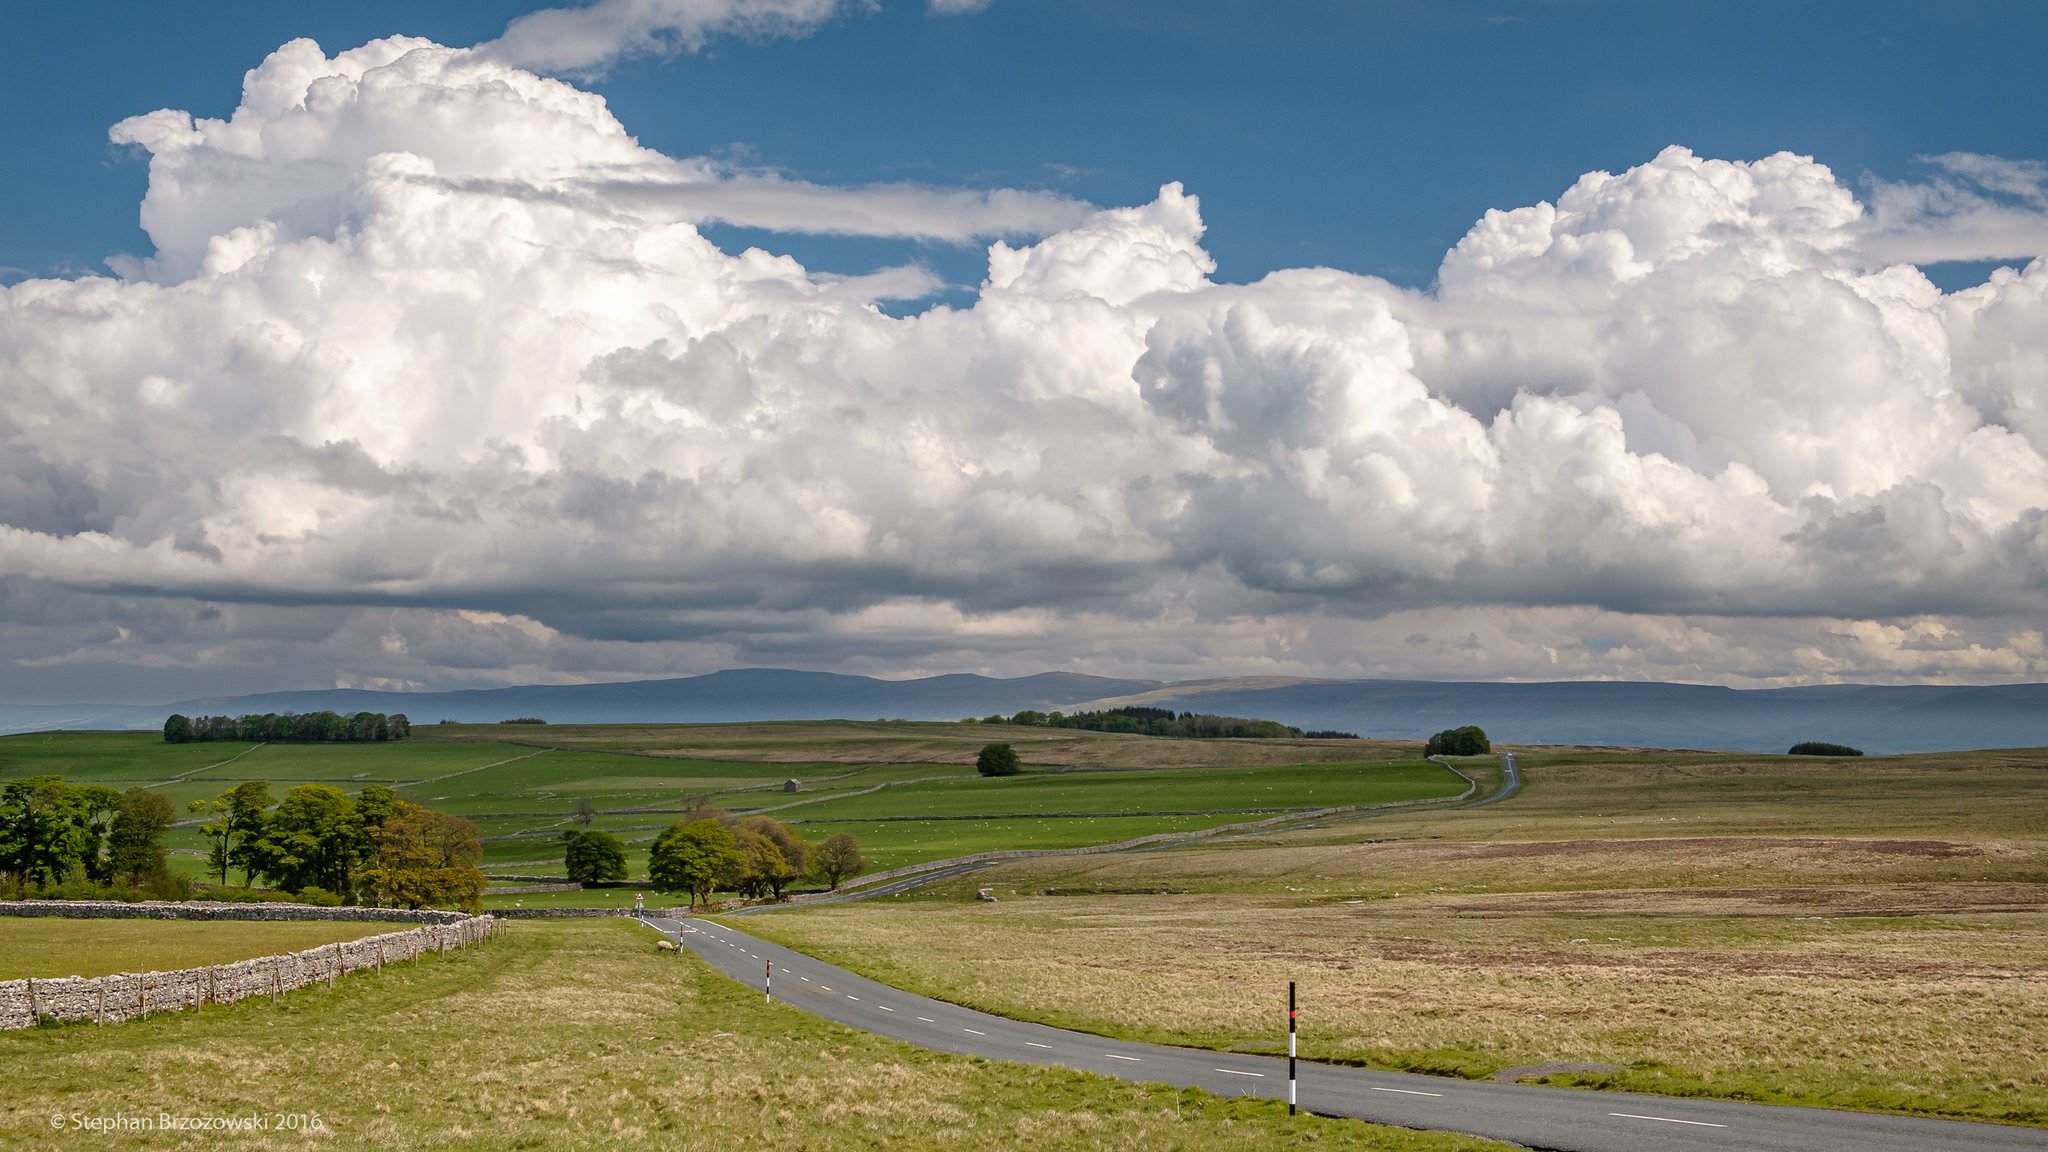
[
  {"x1": 976, "y1": 742, "x2": 1021, "y2": 777},
  {"x1": 295, "y1": 885, "x2": 346, "y2": 907},
  {"x1": 1788, "y1": 741, "x2": 1863, "y2": 757}
]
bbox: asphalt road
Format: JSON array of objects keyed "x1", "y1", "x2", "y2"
[{"x1": 646, "y1": 914, "x2": 2047, "y2": 1152}]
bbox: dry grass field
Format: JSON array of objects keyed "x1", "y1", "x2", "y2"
[
  {"x1": 2, "y1": 919, "x2": 1510, "y2": 1152},
  {"x1": 737, "y1": 747, "x2": 2048, "y2": 1125},
  {"x1": 0, "y1": 918, "x2": 411, "y2": 980}
]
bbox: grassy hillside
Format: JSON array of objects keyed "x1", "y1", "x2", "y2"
[
  {"x1": 2, "y1": 919, "x2": 1510, "y2": 1152},
  {"x1": 0, "y1": 726, "x2": 1467, "y2": 887}
]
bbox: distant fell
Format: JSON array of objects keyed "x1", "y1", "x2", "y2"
[{"x1": 3, "y1": 670, "x2": 2044, "y2": 754}]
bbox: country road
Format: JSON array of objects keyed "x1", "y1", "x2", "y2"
[{"x1": 648, "y1": 914, "x2": 2048, "y2": 1152}]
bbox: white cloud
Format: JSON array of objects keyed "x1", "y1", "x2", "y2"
[
  {"x1": 929, "y1": 0, "x2": 993, "y2": 14},
  {"x1": 4, "y1": 43, "x2": 2048, "y2": 699},
  {"x1": 478, "y1": 0, "x2": 857, "y2": 74}
]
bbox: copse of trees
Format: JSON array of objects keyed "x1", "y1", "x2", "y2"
[
  {"x1": 164, "y1": 711, "x2": 411, "y2": 744},
  {"x1": 1424, "y1": 725, "x2": 1491, "y2": 756},
  {"x1": 982, "y1": 706, "x2": 1306, "y2": 739},
  {"x1": 1, "y1": 776, "x2": 178, "y2": 895},
  {"x1": 645, "y1": 806, "x2": 864, "y2": 907},
  {"x1": 186, "y1": 778, "x2": 482, "y2": 910},
  {"x1": 976, "y1": 742, "x2": 1021, "y2": 776},
  {"x1": 1788, "y1": 741, "x2": 1863, "y2": 757}
]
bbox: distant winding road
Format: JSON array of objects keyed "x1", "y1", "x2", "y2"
[{"x1": 648, "y1": 914, "x2": 2047, "y2": 1152}]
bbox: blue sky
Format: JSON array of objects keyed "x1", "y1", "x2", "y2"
[
  {"x1": 5, "y1": 2, "x2": 2042, "y2": 292},
  {"x1": 3, "y1": 0, "x2": 2048, "y2": 701}
]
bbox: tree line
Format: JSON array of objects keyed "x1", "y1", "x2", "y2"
[
  {"x1": 188, "y1": 780, "x2": 485, "y2": 910},
  {"x1": 973, "y1": 706, "x2": 1309, "y2": 740},
  {"x1": 164, "y1": 711, "x2": 413, "y2": 744},
  {"x1": 582, "y1": 805, "x2": 864, "y2": 909}
]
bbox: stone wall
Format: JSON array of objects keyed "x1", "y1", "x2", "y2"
[{"x1": 0, "y1": 902, "x2": 493, "y2": 1030}]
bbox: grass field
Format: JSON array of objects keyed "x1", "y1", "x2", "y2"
[
  {"x1": 0, "y1": 918, "x2": 412, "y2": 979},
  {"x1": 0, "y1": 728, "x2": 1468, "y2": 887},
  {"x1": 0, "y1": 918, "x2": 1511, "y2": 1152},
  {"x1": 733, "y1": 747, "x2": 2048, "y2": 1126}
]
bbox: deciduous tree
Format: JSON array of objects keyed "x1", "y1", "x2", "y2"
[{"x1": 648, "y1": 819, "x2": 739, "y2": 909}]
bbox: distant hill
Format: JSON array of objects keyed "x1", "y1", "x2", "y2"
[
  {"x1": 1064, "y1": 678, "x2": 2048, "y2": 755},
  {"x1": 3, "y1": 669, "x2": 2045, "y2": 754}
]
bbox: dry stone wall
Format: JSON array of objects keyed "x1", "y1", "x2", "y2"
[{"x1": 0, "y1": 902, "x2": 493, "y2": 1030}]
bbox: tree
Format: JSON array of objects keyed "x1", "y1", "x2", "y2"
[
  {"x1": 107, "y1": 787, "x2": 176, "y2": 885},
  {"x1": 735, "y1": 817, "x2": 807, "y2": 899},
  {"x1": 563, "y1": 829, "x2": 628, "y2": 884},
  {"x1": 359, "y1": 803, "x2": 486, "y2": 912},
  {"x1": 811, "y1": 832, "x2": 867, "y2": 890},
  {"x1": 976, "y1": 742, "x2": 1021, "y2": 777},
  {"x1": 648, "y1": 819, "x2": 740, "y2": 909},
  {"x1": 163, "y1": 714, "x2": 194, "y2": 743},
  {"x1": 189, "y1": 780, "x2": 273, "y2": 886},
  {"x1": 1424, "y1": 726, "x2": 1491, "y2": 757},
  {"x1": 250, "y1": 784, "x2": 361, "y2": 897},
  {"x1": 0, "y1": 777, "x2": 93, "y2": 889}
]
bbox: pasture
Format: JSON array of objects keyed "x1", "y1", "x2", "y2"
[
  {"x1": 0, "y1": 726, "x2": 1468, "y2": 887},
  {"x1": 0, "y1": 918, "x2": 411, "y2": 980},
  {"x1": 733, "y1": 746, "x2": 2048, "y2": 1125},
  {"x1": 0, "y1": 918, "x2": 1510, "y2": 1152}
]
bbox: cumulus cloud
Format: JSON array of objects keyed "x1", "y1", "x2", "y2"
[{"x1": 4, "y1": 39, "x2": 2048, "y2": 700}]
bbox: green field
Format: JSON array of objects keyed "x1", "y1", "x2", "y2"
[
  {"x1": 0, "y1": 727, "x2": 1470, "y2": 896},
  {"x1": 0, "y1": 919, "x2": 1509, "y2": 1152},
  {"x1": 0, "y1": 917, "x2": 410, "y2": 979}
]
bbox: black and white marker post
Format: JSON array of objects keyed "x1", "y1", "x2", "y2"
[
  {"x1": 765, "y1": 959, "x2": 773, "y2": 1003},
  {"x1": 1288, "y1": 981, "x2": 1298, "y2": 1115}
]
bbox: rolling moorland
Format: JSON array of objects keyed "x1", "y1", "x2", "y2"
[{"x1": 2, "y1": 721, "x2": 2042, "y2": 1141}]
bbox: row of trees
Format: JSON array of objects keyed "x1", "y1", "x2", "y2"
[
  {"x1": 165, "y1": 711, "x2": 413, "y2": 744},
  {"x1": 634, "y1": 806, "x2": 866, "y2": 909},
  {"x1": 188, "y1": 780, "x2": 484, "y2": 910},
  {"x1": 975, "y1": 706, "x2": 1304, "y2": 739},
  {"x1": 0, "y1": 777, "x2": 178, "y2": 894}
]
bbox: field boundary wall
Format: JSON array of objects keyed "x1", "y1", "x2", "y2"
[{"x1": 0, "y1": 901, "x2": 493, "y2": 1030}]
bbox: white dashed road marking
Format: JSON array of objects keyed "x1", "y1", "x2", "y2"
[
  {"x1": 1371, "y1": 1087, "x2": 1444, "y2": 1098},
  {"x1": 1026, "y1": 1042, "x2": 1053, "y2": 1049},
  {"x1": 1215, "y1": 1069, "x2": 1265, "y2": 1078},
  {"x1": 963, "y1": 1028, "x2": 986, "y2": 1036},
  {"x1": 1104, "y1": 1054, "x2": 1141, "y2": 1062},
  {"x1": 1610, "y1": 1113, "x2": 1728, "y2": 1129},
  {"x1": 916, "y1": 1017, "x2": 935, "y2": 1023}
]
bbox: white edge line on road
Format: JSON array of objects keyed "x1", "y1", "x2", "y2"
[
  {"x1": 1104, "y1": 1054, "x2": 1141, "y2": 1062},
  {"x1": 1609, "y1": 1113, "x2": 1728, "y2": 1129},
  {"x1": 963, "y1": 1028, "x2": 986, "y2": 1036},
  {"x1": 1215, "y1": 1068, "x2": 1264, "y2": 1077},
  {"x1": 1026, "y1": 1042, "x2": 1053, "y2": 1049},
  {"x1": 1370, "y1": 1087, "x2": 1444, "y2": 1098}
]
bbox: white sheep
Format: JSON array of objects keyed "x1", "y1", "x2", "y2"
[{"x1": 655, "y1": 938, "x2": 678, "y2": 953}]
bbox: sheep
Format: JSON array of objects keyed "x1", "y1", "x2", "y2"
[{"x1": 655, "y1": 938, "x2": 679, "y2": 953}]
